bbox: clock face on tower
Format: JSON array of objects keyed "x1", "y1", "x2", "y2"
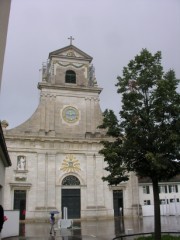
[{"x1": 62, "y1": 106, "x2": 79, "y2": 123}]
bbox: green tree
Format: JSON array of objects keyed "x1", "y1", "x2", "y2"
[{"x1": 100, "y1": 49, "x2": 180, "y2": 240}]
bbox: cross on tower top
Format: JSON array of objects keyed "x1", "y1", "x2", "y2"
[{"x1": 68, "y1": 36, "x2": 74, "y2": 45}]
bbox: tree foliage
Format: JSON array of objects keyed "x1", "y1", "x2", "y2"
[
  {"x1": 101, "y1": 49, "x2": 180, "y2": 182},
  {"x1": 100, "y1": 49, "x2": 180, "y2": 239}
]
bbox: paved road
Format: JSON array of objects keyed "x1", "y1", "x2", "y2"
[{"x1": 3, "y1": 216, "x2": 180, "y2": 240}]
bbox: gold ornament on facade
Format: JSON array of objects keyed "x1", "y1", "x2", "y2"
[
  {"x1": 67, "y1": 51, "x2": 75, "y2": 57},
  {"x1": 60, "y1": 154, "x2": 81, "y2": 173}
]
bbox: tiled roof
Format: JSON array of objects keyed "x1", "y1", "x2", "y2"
[{"x1": 138, "y1": 175, "x2": 180, "y2": 183}]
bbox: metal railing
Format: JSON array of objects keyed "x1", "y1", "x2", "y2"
[{"x1": 113, "y1": 231, "x2": 180, "y2": 239}]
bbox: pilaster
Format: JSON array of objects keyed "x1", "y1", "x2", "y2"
[
  {"x1": 47, "y1": 153, "x2": 56, "y2": 208},
  {"x1": 85, "y1": 98, "x2": 91, "y2": 133},
  {"x1": 36, "y1": 153, "x2": 46, "y2": 208},
  {"x1": 86, "y1": 154, "x2": 96, "y2": 207}
]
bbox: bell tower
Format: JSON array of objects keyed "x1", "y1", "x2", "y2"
[{"x1": 37, "y1": 41, "x2": 103, "y2": 138}]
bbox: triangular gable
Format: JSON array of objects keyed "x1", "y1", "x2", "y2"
[{"x1": 49, "y1": 45, "x2": 93, "y2": 62}]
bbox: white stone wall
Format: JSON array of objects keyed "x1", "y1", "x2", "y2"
[
  {"x1": 1, "y1": 210, "x2": 19, "y2": 238},
  {"x1": 4, "y1": 139, "x2": 115, "y2": 220}
]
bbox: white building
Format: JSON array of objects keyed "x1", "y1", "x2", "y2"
[
  {"x1": 139, "y1": 176, "x2": 180, "y2": 216},
  {"x1": 3, "y1": 43, "x2": 139, "y2": 221},
  {"x1": 0, "y1": 0, "x2": 11, "y2": 90},
  {"x1": 0, "y1": 0, "x2": 12, "y2": 206}
]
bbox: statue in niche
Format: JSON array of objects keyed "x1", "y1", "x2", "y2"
[{"x1": 17, "y1": 156, "x2": 26, "y2": 170}]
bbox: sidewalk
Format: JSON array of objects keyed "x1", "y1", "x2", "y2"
[{"x1": 3, "y1": 216, "x2": 180, "y2": 240}]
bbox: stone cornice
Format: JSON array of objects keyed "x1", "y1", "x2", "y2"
[
  {"x1": 38, "y1": 82, "x2": 102, "y2": 94},
  {"x1": 9, "y1": 182, "x2": 32, "y2": 189},
  {"x1": 3, "y1": 134, "x2": 106, "y2": 143}
]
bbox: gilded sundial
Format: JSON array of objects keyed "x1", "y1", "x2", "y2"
[{"x1": 60, "y1": 154, "x2": 81, "y2": 173}]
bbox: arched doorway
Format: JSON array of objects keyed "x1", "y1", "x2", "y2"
[{"x1": 61, "y1": 175, "x2": 81, "y2": 219}]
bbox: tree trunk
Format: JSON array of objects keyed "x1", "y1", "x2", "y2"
[{"x1": 152, "y1": 178, "x2": 161, "y2": 240}]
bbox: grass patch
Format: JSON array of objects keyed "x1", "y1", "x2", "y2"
[{"x1": 135, "y1": 235, "x2": 180, "y2": 240}]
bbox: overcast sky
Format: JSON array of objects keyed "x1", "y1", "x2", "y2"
[{"x1": 0, "y1": 0, "x2": 180, "y2": 129}]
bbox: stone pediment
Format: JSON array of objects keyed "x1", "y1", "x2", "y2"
[{"x1": 49, "y1": 45, "x2": 93, "y2": 62}]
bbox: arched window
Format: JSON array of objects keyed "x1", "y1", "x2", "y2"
[
  {"x1": 65, "y1": 70, "x2": 76, "y2": 84},
  {"x1": 62, "y1": 175, "x2": 80, "y2": 186}
]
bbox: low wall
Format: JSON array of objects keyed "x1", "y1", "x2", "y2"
[
  {"x1": 1, "y1": 210, "x2": 19, "y2": 239},
  {"x1": 142, "y1": 203, "x2": 180, "y2": 216}
]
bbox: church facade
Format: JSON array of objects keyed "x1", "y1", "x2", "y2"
[{"x1": 3, "y1": 43, "x2": 139, "y2": 220}]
